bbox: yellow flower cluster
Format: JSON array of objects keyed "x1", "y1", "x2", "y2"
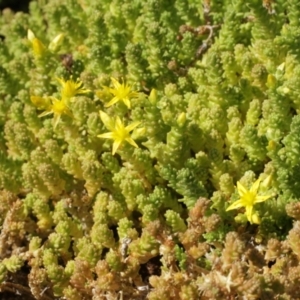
[
  {"x1": 31, "y1": 75, "x2": 144, "y2": 153},
  {"x1": 30, "y1": 78, "x2": 90, "y2": 128},
  {"x1": 28, "y1": 29, "x2": 90, "y2": 128},
  {"x1": 97, "y1": 78, "x2": 143, "y2": 154}
]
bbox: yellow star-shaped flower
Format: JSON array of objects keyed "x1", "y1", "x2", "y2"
[
  {"x1": 39, "y1": 97, "x2": 72, "y2": 128},
  {"x1": 56, "y1": 77, "x2": 90, "y2": 101},
  {"x1": 226, "y1": 178, "x2": 272, "y2": 224},
  {"x1": 98, "y1": 110, "x2": 140, "y2": 155},
  {"x1": 104, "y1": 77, "x2": 139, "y2": 109}
]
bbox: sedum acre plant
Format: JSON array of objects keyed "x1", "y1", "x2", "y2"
[{"x1": 1, "y1": 0, "x2": 300, "y2": 299}]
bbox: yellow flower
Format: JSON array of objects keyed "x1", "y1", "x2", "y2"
[
  {"x1": 148, "y1": 88, "x2": 157, "y2": 105},
  {"x1": 27, "y1": 29, "x2": 63, "y2": 57},
  {"x1": 56, "y1": 77, "x2": 90, "y2": 101},
  {"x1": 98, "y1": 110, "x2": 140, "y2": 155},
  {"x1": 104, "y1": 77, "x2": 139, "y2": 108},
  {"x1": 27, "y1": 29, "x2": 46, "y2": 57},
  {"x1": 48, "y1": 33, "x2": 64, "y2": 52},
  {"x1": 226, "y1": 178, "x2": 272, "y2": 224},
  {"x1": 30, "y1": 95, "x2": 51, "y2": 110},
  {"x1": 39, "y1": 97, "x2": 72, "y2": 128}
]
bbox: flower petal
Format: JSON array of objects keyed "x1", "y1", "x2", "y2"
[
  {"x1": 30, "y1": 95, "x2": 51, "y2": 110},
  {"x1": 31, "y1": 38, "x2": 46, "y2": 56},
  {"x1": 129, "y1": 91, "x2": 139, "y2": 98},
  {"x1": 245, "y1": 205, "x2": 253, "y2": 223},
  {"x1": 237, "y1": 181, "x2": 248, "y2": 197},
  {"x1": 64, "y1": 109, "x2": 73, "y2": 118},
  {"x1": 56, "y1": 77, "x2": 65, "y2": 87},
  {"x1": 250, "y1": 178, "x2": 261, "y2": 193},
  {"x1": 53, "y1": 115, "x2": 61, "y2": 129},
  {"x1": 39, "y1": 110, "x2": 53, "y2": 117},
  {"x1": 149, "y1": 89, "x2": 157, "y2": 105},
  {"x1": 251, "y1": 212, "x2": 261, "y2": 224},
  {"x1": 48, "y1": 33, "x2": 64, "y2": 51},
  {"x1": 254, "y1": 194, "x2": 272, "y2": 203},
  {"x1": 99, "y1": 110, "x2": 114, "y2": 130},
  {"x1": 112, "y1": 140, "x2": 122, "y2": 155},
  {"x1": 98, "y1": 132, "x2": 114, "y2": 139},
  {"x1": 111, "y1": 77, "x2": 122, "y2": 89},
  {"x1": 123, "y1": 97, "x2": 131, "y2": 108},
  {"x1": 105, "y1": 97, "x2": 119, "y2": 107},
  {"x1": 126, "y1": 121, "x2": 141, "y2": 132},
  {"x1": 226, "y1": 199, "x2": 244, "y2": 211},
  {"x1": 125, "y1": 137, "x2": 139, "y2": 148},
  {"x1": 114, "y1": 117, "x2": 123, "y2": 129},
  {"x1": 27, "y1": 29, "x2": 35, "y2": 41}
]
